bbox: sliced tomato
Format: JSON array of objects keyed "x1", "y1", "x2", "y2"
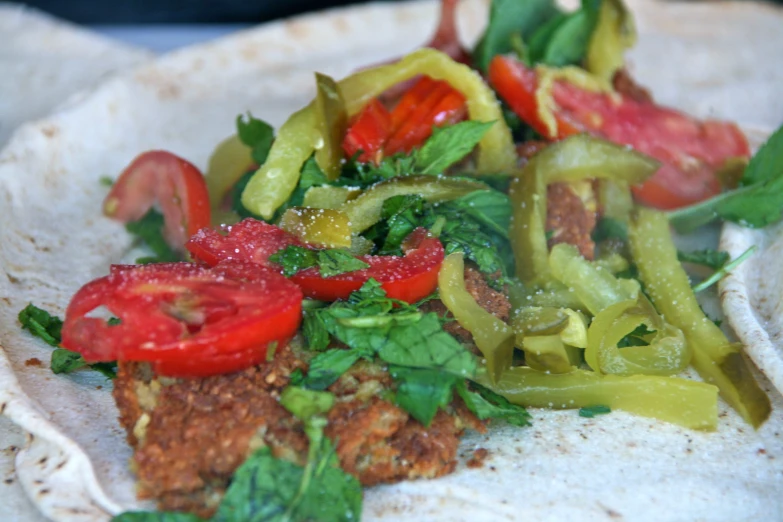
[
  {"x1": 61, "y1": 260, "x2": 302, "y2": 378},
  {"x1": 489, "y1": 55, "x2": 750, "y2": 209},
  {"x1": 291, "y1": 228, "x2": 444, "y2": 302},
  {"x1": 104, "y1": 150, "x2": 211, "y2": 250},
  {"x1": 186, "y1": 219, "x2": 302, "y2": 268},
  {"x1": 342, "y1": 99, "x2": 393, "y2": 164},
  {"x1": 188, "y1": 219, "x2": 443, "y2": 303}
]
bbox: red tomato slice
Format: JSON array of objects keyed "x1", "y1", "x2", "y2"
[
  {"x1": 342, "y1": 99, "x2": 393, "y2": 164},
  {"x1": 61, "y1": 260, "x2": 302, "y2": 377},
  {"x1": 103, "y1": 150, "x2": 211, "y2": 250},
  {"x1": 488, "y1": 55, "x2": 750, "y2": 209},
  {"x1": 187, "y1": 220, "x2": 443, "y2": 303},
  {"x1": 291, "y1": 228, "x2": 444, "y2": 303}
]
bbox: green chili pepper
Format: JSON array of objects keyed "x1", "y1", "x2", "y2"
[
  {"x1": 628, "y1": 207, "x2": 771, "y2": 428},
  {"x1": 585, "y1": 0, "x2": 637, "y2": 83},
  {"x1": 205, "y1": 134, "x2": 253, "y2": 224},
  {"x1": 340, "y1": 176, "x2": 487, "y2": 234},
  {"x1": 549, "y1": 243, "x2": 639, "y2": 315},
  {"x1": 585, "y1": 296, "x2": 690, "y2": 376},
  {"x1": 241, "y1": 49, "x2": 516, "y2": 219},
  {"x1": 302, "y1": 186, "x2": 361, "y2": 209},
  {"x1": 438, "y1": 252, "x2": 514, "y2": 384},
  {"x1": 279, "y1": 207, "x2": 352, "y2": 248},
  {"x1": 510, "y1": 134, "x2": 659, "y2": 286},
  {"x1": 313, "y1": 72, "x2": 348, "y2": 180},
  {"x1": 519, "y1": 335, "x2": 575, "y2": 374},
  {"x1": 473, "y1": 366, "x2": 719, "y2": 430}
]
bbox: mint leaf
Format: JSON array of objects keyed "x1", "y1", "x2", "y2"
[
  {"x1": 303, "y1": 310, "x2": 331, "y2": 352},
  {"x1": 741, "y1": 122, "x2": 783, "y2": 187},
  {"x1": 446, "y1": 190, "x2": 511, "y2": 238},
  {"x1": 18, "y1": 304, "x2": 62, "y2": 346},
  {"x1": 473, "y1": 0, "x2": 561, "y2": 72},
  {"x1": 301, "y1": 348, "x2": 369, "y2": 391},
  {"x1": 677, "y1": 249, "x2": 729, "y2": 270},
  {"x1": 414, "y1": 121, "x2": 496, "y2": 175},
  {"x1": 390, "y1": 367, "x2": 458, "y2": 426},
  {"x1": 125, "y1": 209, "x2": 181, "y2": 264},
  {"x1": 533, "y1": 0, "x2": 602, "y2": 67},
  {"x1": 51, "y1": 349, "x2": 117, "y2": 379},
  {"x1": 236, "y1": 113, "x2": 274, "y2": 166},
  {"x1": 457, "y1": 381, "x2": 531, "y2": 427},
  {"x1": 269, "y1": 245, "x2": 318, "y2": 277},
  {"x1": 316, "y1": 250, "x2": 369, "y2": 277}
]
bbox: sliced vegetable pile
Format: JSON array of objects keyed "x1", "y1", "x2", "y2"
[{"x1": 18, "y1": 0, "x2": 783, "y2": 521}]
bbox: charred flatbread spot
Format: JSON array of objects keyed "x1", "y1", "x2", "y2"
[
  {"x1": 466, "y1": 447, "x2": 489, "y2": 468},
  {"x1": 25, "y1": 358, "x2": 44, "y2": 368}
]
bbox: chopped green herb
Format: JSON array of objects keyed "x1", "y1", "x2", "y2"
[
  {"x1": 457, "y1": 381, "x2": 532, "y2": 427},
  {"x1": 677, "y1": 249, "x2": 730, "y2": 270},
  {"x1": 415, "y1": 121, "x2": 496, "y2": 175},
  {"x1": 107, "y1": 317, "x2": 122, "y2": 326},
  {"x1": 236, "y1": 112, "x2": 274, "y2": 166},
  {"x1": 616, "y1": 324, "x2": 655, "y2": 348},
  {"x1": 99, "y1": 175, "x2": 115, "y2": 187},
  {"x1": 579, "y1": 405, "x2": 612, "y2": 418},
  {"x1": 269, "y1": 245, "x2": 369, "y2": 278},
  {"x1": 269, "y1": 245, "x2": 318, "y2": 276},
  {"x1": 18, "y1": 304, "x2": 62, "y2": 347},
  {"x1": 51, "y1": 349, "x2": 116, "y2": 379},
  {"x1": 691, "y1": 245, "x2": 757, "y2": 293},
  {"x1": 390, "y1": 367, "x2": 458, "y2": 425},
  {"x1": 125, "y1": 209, "x2": 181, "y2": 264},
  {"x1": 592, "y1": 217, "x2": 628, "y2": 243},
  {"x1": 316, "y1": 250, "x2": 370, "y2": 277}
]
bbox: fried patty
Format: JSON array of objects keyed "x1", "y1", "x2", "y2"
[{"x1": 114, "y1": 347, "x2": 485, "y2": 517}]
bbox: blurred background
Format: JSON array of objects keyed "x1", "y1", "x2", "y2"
[{"x1": 22, "y1": 0, "x2": 383, "y2": 24}]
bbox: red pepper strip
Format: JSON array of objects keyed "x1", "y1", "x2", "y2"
[
  {"x1": 489, "y1": 55, "x2": 750, "y2": 210},
  {"x1": 342, "y1": 99, "x2": 393, "y2": 164},
  {"x1": 384, "y1": 78, "x2": 467, "y2": 156}
]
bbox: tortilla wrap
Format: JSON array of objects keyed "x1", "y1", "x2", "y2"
[{"x1": 0, "y1": 0, "x2": 782, "y2": 520}]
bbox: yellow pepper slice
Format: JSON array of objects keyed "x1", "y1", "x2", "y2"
[
  {"x1": 628, "y1": 207, "x2": 771, "y2": 428},
  {"x1": 204, "y1": 134, "x2": 253, "y2": 224},
  {"x1": 302, "y1": 186, "x2": 361, "y2": 209},
  {"x1": 242, "y1": 49, "x2": 516, "y2": 220},
  {"x1": 585, "y1": 296, "x2": 690, "y2": 376},
  {"x1": 474, "y1": 366, "x2": 719, "y2": 430},
  {"x1": 279, "y1": 207, "x2": 352, "y2": 248},
  {"x1": 340, "y1": 176, "x2": 486, "y2": 234},
  {"x1": 585, "y1": 0, "x2": 637, "y2": 83},
  {"x1": 438, "y1": 252, "x2": 514, "y2": 384}
]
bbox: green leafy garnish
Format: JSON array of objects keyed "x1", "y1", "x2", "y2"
[
  {"x1": 592, "y1": 216, "x2": 628, "y2": 242},
  {"x1": 18, "y1": 304, "x2": 116, "y2": 378},
  {"x1": 51, "y1": 349, "x2": 117, "y2": 379},
  {"x1": 677, "y1": 249, "x2": 730, "y2": 270},
  {"x1": 668, "y1": 124, "x2": 783, "y2": 231},
  {"x1": 579, "y1": 405, "x2": 612, "y2": 418},
  {"x1": 18, "y1": 304, "x2": 62, "y2": 347},
  {"x1": 456, "y1": 381, "x2": 531, "y2": 426},
  {"x1": 528, "y1": 0, "x2": 602, "y2": 67},
  {"x1": 616, "y1": 324, "x2": 655, "y2": 348},
  {"x1": 691, "y1": 245, "x2": 757, "y2": 293},
  {"x1": 236, "y1": 112, "x2": 274, "y2": 166},
  {"x1": 268, "y1": 245, "x2": 369, "y2": 278},
  {"x1": 125, "y1": 209, "x2": 181, "y2": 264},
  {"x1": 473, "y1": 0, "x2": 561, "y2": 72}
]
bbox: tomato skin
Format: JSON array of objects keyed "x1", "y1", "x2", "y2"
[
  {"x1": 61, "y1": 261, "x2": 302, "y2": 378},
  {"x1": 489, "y1": 55, "x2": 750, "y2": 209},
  {"x1": 104, "y1": 151, "x2": 211, "y2": 250},
  {"x1": 188, "y1": 220, "x2": 443, "y2": 304}
]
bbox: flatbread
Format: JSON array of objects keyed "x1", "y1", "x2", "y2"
[{"x1": 0, "y1": 0, "x2": 782, "y2": 520}]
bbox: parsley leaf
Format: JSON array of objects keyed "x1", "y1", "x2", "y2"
[
  {"x1": 529, "y1": 0, "x2": 602, "y2": 67},
  {"x1": 269, "y1": 245, "x2": 369, "y2": 278},
  {"x1": 18, "y1": 304, "x2": 62, "y2": 347},
  {"x1": 677, "y1": 249, "x2": 730, "y2": 270},
  {"x1": 457, "y1": 381, "x2": 531, "y2": 426},
  {"x1": 669, "y1": 124, "x2": 783, "y2": 231},
  {"x1": 236, "y1": 113, "x2": 274, "y2": 166},
  {"x1": 301, "y1": 347, "x2": 371, "y2": 391},
  {"x1": 125, "y1": 209, "x2": 181, "y2": 264},
  {"x1": 473, "y1": 0, "x2": 561, "y2": 72}
]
